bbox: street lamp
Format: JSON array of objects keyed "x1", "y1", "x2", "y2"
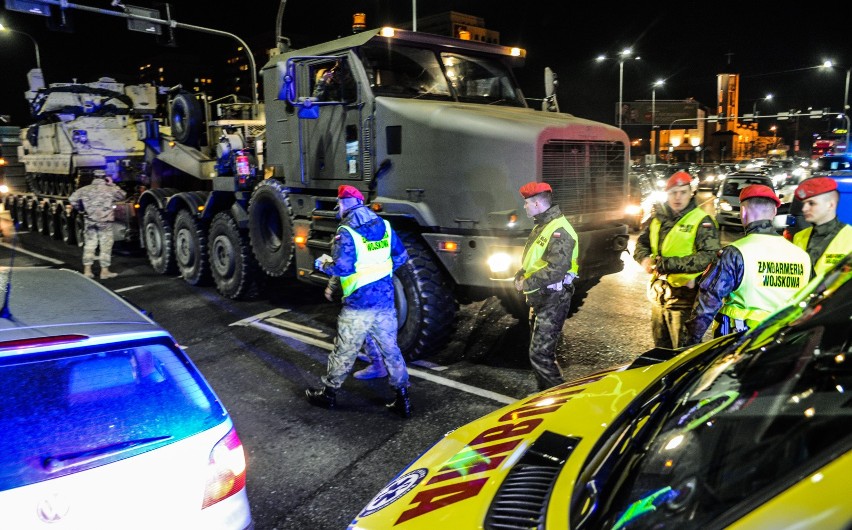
[
  {"x1": 752, "y1": 93, "x2": 773, "y2": 118},
  {"x1": 821, "y1": 60, "x2": 851, "y2": 112},
  {"x1": 0, "y1": 23, "x2": 41, "y2": 70},
  {"x1": 596, "y1": 48, "x2": 640, "y2": 129},
  {"x1": 651, "y1": 79, "x2": 664, "y2": 160}
]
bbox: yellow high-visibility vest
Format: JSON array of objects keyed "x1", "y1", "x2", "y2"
[
  {"x1": 719, "y1": 234, "x2": 810, "y2": 323},
  {"x1": 793, "y1": 224, "x2": 852, "y2": 277},
  {"x1": 649, "y1": 207, "x2": 715, "y2": 287},
  {"x1": 338, "y1": 220, "x2": 393, "y2": 297}
]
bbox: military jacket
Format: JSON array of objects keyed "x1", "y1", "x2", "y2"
[{"x1": 68, "y1": 179, "x2": 126, "y2": 223}]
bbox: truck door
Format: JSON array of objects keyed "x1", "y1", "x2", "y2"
[{"x1": 303, "y1": 58, "x2": 362, "y2": 181}]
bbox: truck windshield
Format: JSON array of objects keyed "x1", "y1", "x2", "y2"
[{"x1": 360, "y1": 43, "x2": 525, "y2": 107}]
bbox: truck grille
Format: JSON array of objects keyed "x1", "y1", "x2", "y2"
[{"x1": 542, "y1": 140, "x2": 626, "y2": 223}]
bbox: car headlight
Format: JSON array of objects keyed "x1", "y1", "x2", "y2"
[
  {"x1": 487, "y1": 252, "x2": 514, "y2": 274},
  {"x1": 625, "y1": 204, "x2": 642, "y2": 216},
  {"x1": 719, "y1": 200, "x2": 733, "y2": 212}
]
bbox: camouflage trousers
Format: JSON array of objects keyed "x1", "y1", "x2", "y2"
[
  {"x1": 322, "y1": 305, "x2": 409, "y2": 390},
  {"x1": 82, "y1": 221, "x2": 115, "y2": 267},
  {"x1": 527, "y1": 285, "x2": 573, "y2": 391},
  {"x1": 649, "y1": 282, "x2": 698, "y2": 349}
]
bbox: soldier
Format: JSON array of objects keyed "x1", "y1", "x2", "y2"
[
  {"x1": 633, "y1": 171, "x2": 721, "y2": 348},
  {"x1": 306, "y1": 185, "x2": 412, "y2": 417},
  {"x1": 68, "y1": 170, "x2": 127, "y2": 279},
  {"x1": 685, "y1": 184, "x2": 811, "y2": 345},
  {"x1": 514, "y1": 181, "x2": 578, "y2": 391},
  {"x1": 792, "y1": 177, "x2": 852, "y2": 278}
]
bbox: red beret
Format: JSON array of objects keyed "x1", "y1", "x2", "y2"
[
  {"x1": 666, "y1": 171, "x2": 693, "y2": 191},
  {"x1": 337, "y1": 185, "x2": 364, "y2": 201},
  {"x1": 795, "y1": 177, "x2": 837, "y2": 200},
  {"x1": 519, "y1": 181, "x2": 552, "y2": 199},
  {"x1": 739, "y1": 184, "x2": 780, "y2": 207}
]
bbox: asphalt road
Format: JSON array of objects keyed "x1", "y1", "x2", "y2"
[{"x1": 0, "y1": 193, "x2": 739, "y2": 529}]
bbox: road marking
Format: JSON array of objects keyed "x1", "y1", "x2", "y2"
[
  {"x1": 114, "y1": 284, "x2": 144, "y2": 293},
  {"x1": 233, "y1": 310, "x2": 517, "y2": 405},
  {"x1": 0, "y1": 241, "x2": 64, "y2": 265}
]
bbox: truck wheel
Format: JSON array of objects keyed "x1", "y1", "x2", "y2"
[
  {"x1": 60, "y1": 208, "x2": 76, "y2": 245},
  {"x1": 74, "y1": 213, "x2": 85, "y2": 248},
  {"x1": 26, "y1": 200, "x2": 39, "y2": 231},
  {"x1": 170, "y1": 92, "x2": 202, "y2": 148},
  {"x1": 248, "y1": 179, "x2": 295, "y2": 276},
  {"x1": 174, "y1": 209, "x2": 210, "y2": 286},
  {"x1": 208, "y1": 212, "x2": 259, "y2": 300},
  {"x1": 46, "y1": 206, "x2": 60, "y2": 239},
  {"x1": 143, "y1": 204, "x2": 177, "y2": 274},
  {"x1": 394, "y1": 232, "x2": 458, "y2": 360}
]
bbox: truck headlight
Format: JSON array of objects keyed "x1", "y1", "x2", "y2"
[{"x1": 487, "y1": 252, "x2": 513, "y2": 274}]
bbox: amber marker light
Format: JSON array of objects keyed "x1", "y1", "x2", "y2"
[
  {"x1": 369, "y1": 203, "x2": 382, "y2": 212},
  {"x1": 438, "y1": 241, "x2": 459, "y2": 252},
  {"x1": 294, "y1": 235, "x2": 306, "y2": 245}
]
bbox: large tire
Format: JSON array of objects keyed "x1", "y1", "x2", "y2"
[
  {"x1": 169, "y1": 92, "x2": 202, "y2": 147},
  {"x1": 60, "y1": 208, "x2": 76, "y2": 245},
  {"x1": 143, "y1": 204, "x2": 176, "y2": 275},
  {"x1": 394, "y1": 232, "x2": 458, "y2": 360},
  {"x1": 248, "y1": 179, "x2": 295, "y2": 276},
  {"x1": 174, "y1": 209, "x2": 210, "y2": 286},
  {"x1": 208, "y1": 212, "x2": 259, "y2": 300},
  {"x1": 9, "y1": 196, "x2": 20, "y2": 224}
]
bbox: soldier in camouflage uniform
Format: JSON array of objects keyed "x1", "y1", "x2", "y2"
[
  {"x1": 68, "y1": 171, "x2": 127, "y2": 280},
  {"x1": 514, "y1": 182, "x2": 579, "y2": 391},
  {"x1": 306, "y1": 185, "x2": 412, "y2": 417},
  {"x1": 633, "y1": 171, "x2": 720, "y2": 349}
]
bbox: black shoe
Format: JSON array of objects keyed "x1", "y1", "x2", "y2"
[
  {"x1": 386, "y1": 386, "x2": 411, "y2": 418},
  {"x1": 305, "y1": 386, "x2": 336, "y2": 409}
]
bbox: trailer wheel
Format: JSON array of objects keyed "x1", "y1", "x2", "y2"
[
  {"x1": 8, "y1": 196, "x2": 19, "y2": 224},
  {"x1": 248, "y1": 179, "x2": 295, "y2": 276},
  {"x1": 143, "y1": 204, "x2": 176, "y2": 274},
  {"x1": 74, "y1": 212, "x2": 85, "y2": 248},
  {"x1": 209, "y1": 212, "x2": 259, "y2": 300},
  {"x1": 60, "y1": 208, "x2": 76, "y2": 245},
  {"x1": 46, "y1": 205, "x2": 60, "y2": 239},
  {"x1": 394, "y1": 232, "x2": 458, "y2": 360},
  {"x1": 174, "y1": 209, "x2": 210, "y2": 286},
  {"x1": 35, "y1": 203, "x2": 47, "y2": 234},
  {"x1": 25, "y1": 200, "x2": 39, "y2": 231}
]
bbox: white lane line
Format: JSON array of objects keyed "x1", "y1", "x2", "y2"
[
  {"x1": 230, "y1": 308, "x2": 290, "y2": 326},
  {"x1": 235, "y1": 314, "x2": 517, "y2": 405},
  {"x1": 407, "y1": 367, "x2": 516, "y2": 405},
  {"x1": 114, "y1": 285, "x2": 144, "y2": 293},
  {"x1": 266, "y1": 317, "x2": 331, "y2": 338},
  {"x1": 0, "y1": 241, "x2": 64, "y2": 265},
  {"x1": 410, "y1": 359, "x2": 448, "y2": 371}
]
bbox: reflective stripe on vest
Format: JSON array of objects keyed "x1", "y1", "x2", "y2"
[
  {"x1": 338, "y1": 220, "x2": 393, "y2": 298},
  {"x1": 521, "y1": 215, "x2": 579, "y2": 282},
  {"x1": 719, "y1": 234, "x2": 811, "y2": 322},
  {"x1": 649, "y1": 208, "x2": 712, "y2": 288},
  {"x1": 793, "y1": 224, "x2": 852, "y2": 277}
]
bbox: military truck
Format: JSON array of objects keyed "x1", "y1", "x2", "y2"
[
  {"x1": 2, "y1": 74, "x2": 157, "y2": 246},
  {"x1": 134, "y1": 27, "x2": 631, "y2": 359}
]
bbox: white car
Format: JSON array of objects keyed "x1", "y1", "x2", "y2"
[{"x1": 0, "y1": 268, "x2": 253, "y2": 529}]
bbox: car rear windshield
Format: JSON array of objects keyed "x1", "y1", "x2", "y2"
[
  {"x1": 0, "y1": 338, "x2": 226, "y2": 490},
  {"x1": 720, "y1": 176, "x2": 771, "y2": 196}
]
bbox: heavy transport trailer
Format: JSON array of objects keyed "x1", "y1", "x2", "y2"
[{"x1": 132, "y1": 27, "x2": 632, "y2": 361}]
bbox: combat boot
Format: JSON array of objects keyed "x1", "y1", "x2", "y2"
[
  {"x1": 386, "y1": 386, "x2": 411, "y2": 418},
  {"x1": 353, "y1": 357, "x2": 388, "y2": 380},
  {"x1": 305, "y1": 386, "x2": 336, "y2": 409},
  {"x1": 83, "y1": 265, "x2": 94, "y2": 278},
  {"x1": 100, "y1": 268, "x2": 118, "y2": 279}
]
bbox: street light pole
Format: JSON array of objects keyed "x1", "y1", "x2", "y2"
[
  {"x1": 651, "y1": 79, "x2": 664, "y2": 160},
  {"x1": 0, "y1": 24, "x2": 42, "y2": 70},
  {"x1": 617, "y1": 48, "x2": 632, "y2": 130}
]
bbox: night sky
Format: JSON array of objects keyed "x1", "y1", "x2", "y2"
[{"x1": 1, "y1": 1, "x2": 850, "y2": 136}]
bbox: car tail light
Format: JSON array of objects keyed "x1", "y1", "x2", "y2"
[{"x1": 201, "y1": 427, "x2": 247, "y2": 509}]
